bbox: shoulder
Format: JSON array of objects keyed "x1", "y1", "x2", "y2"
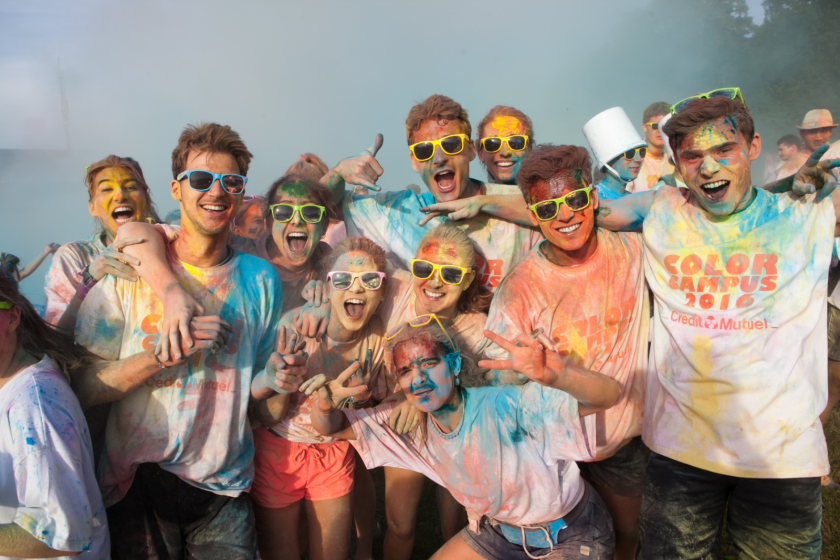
[
  {"x1": 234, "y1": 250, "x2": 282, "y2": 281},
  {"x1": 494, "y1": 248, "x2": 542, "y2": 293},
  {"x1": 482, "y1": 182, "x2": 521, "y2": 196},
  {"x1": 5, "y1": 361, "x2": 75, "y2": 424},
  {"x1": 348, "y1": 189, "x2": 418, "y2": 210},
  {"x1": 601, "y1": 229, "x2": 644, "y2": 255}
]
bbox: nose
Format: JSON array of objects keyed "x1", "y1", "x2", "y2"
[
  {"x1": 290, "y1": 208, "x2": 305, "y2": 226},
  {"x1": 700, "y1": 154, "x2": 720, "y2": 177},
  {"x1": 113, "y1": 185, "x2": 127, "y2": 201},
  {"x1": 408, "y1": 366, "x2": 427, "y2": 389},
  {"x1": 207, "y1": 178, "x2": 227, "y2": 197},
  {"x1": 556, "y1": 201, "x2": 575, "y2": 223},
  {"x1": 499, "y1": 139, "x2": 513, "y2": 157},
  {"x1": 350, "y1": 276, "x2": 365, "y2": 293},
  {"x1": 427, "y1": 270, "x2": 443, "y2": 289},
  {"x1": 432, "y1": 144, "x2": 448, "y2": 166}
]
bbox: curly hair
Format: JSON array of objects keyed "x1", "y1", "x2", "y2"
[
  {"x1": 405, "y1": 94, "x2": 471, "y2": 145},
  {"x1": 516, "y1": 144, "x2": 593, "y2": 204}
]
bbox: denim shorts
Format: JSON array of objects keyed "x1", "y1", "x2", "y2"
[{"x1": 578, "y1": 436, "x2": 648, "y2": 497}]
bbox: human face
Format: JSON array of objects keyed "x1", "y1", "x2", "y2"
[
  {"x1": 528, "y1": 170, "x2": 598, "y2": 265},
  {"x1": 88, "y1": 167, "x2": 148, "y2": 237},
  {"x1": 608, "y1": 149, "x2": 644, "y2": 182},
  {"x1": 0, "y1": 304, "x2": 20, "y2": 360},
  {"x1": 232, "y1": 204, "x2": 266, "y2": 239},
  {"x1": 410, "y1": 120, "x2": 476, "y2": 203},
  {"x1": 328, "y1": 252, "x2": 384, "y2": 334},
  {"x1": 412, "y1": 240, "x2": 474, "y2": 318},
  {"x1": 478, "y1": 116, "x2": 529, "y2": 185},
  {"x1": 676, "y1": 116, "x2": 761, "y2": 217},
  {"x1": 394, "y1": 338, "x2": 455, "y2": 413},
  {"x1": 800, "y1": 127, "x2": 833, "y2": 153},
  {"x1": 777, "y1": 143, "x2": 800, "y2": 162},
  {"x1": 268, "y1": 183, "x2": 328, "y2": 270},
  {"x1": 643, "y1": 114, "x2": 667, "y2": 150},
  {"x1": 171, "y1": 151, "x2": 242, "y2": 236}
]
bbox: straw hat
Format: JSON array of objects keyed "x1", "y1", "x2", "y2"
[{"x1": 797, "y1": 109, "x2": 838, "y2": 130}]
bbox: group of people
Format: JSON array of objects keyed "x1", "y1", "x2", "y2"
[{"x1": 1, "y1": 88, "x2": 839, "y2": 560}]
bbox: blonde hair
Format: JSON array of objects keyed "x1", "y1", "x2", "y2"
[{"x1": 84, "y1": 155, "x2": 161, "y2": 227}]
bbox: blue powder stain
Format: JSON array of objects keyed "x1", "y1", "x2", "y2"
[
  {"x1": 42, "y1": 530, "x2": 49, "y2": 535},
  {"x1": 26, "y1": 437, "x2": 35, "y2": 445}
]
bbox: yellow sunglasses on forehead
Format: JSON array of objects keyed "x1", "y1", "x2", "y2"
[{"x1": 384, "y1": 313, "x2": 456, "y2": 352}]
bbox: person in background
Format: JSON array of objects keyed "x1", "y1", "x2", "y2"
[
  {"x1": 583, "y1": 107, "x2": 646, "y2": 200},
  {"x1": 232, "y1": 195, "x2": 268, "y2": 239},
  {"x1": 475, "y1": 105, "x2": 534, "y2": 186},
  {"x1": 286, "y1": 154, "x2": 347, "y2": 247},
  {"x1": 775, "y1": 134, "x2": 810, "y2": 180},
  {"x1": 799, "y1": 109, "x2": 837, "y2": 155},
  {"x1": 628, "y1": 102, "x2": 673, "y2": 193},
  {"x1": 1, "y1": 244, "x2": 60, "y2": 285}
]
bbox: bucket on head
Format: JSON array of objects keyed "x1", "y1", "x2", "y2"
[{"x1": 583, "y1": 107, "x2": 646, "y2": 171}]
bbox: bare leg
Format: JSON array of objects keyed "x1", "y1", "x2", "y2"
[
  {"x1": 352, "y1": 451, "x2": 375, "y2": 560},
  {"x1": 436, "y1": 485, "x2": 467, "y2": 541},
  {"x1": 305, "y1": 494, "x2": 353, "y2": 560},
  {"x1": 591, "y1": 486, "x2": 641, "y2": 560},
  {"x1": 820, "y1": 359, "x2": 840, "y2": 425},
  {"x1": 253, "y1": 501, "x2": 301, "y2": 560},
  {"x1": 429, "y1": 533, "x2": 483, "y2": 560},
  {"x1": 383, "y1": 467, "x2": 425, "y2": 560}
]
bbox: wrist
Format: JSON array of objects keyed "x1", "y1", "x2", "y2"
[{"x1": 75, "y1": 266, "x2": 99, "y2": 300}]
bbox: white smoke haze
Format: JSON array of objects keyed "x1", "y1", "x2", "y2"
[{"x1": 1, "y1": 0, "x2": 768, "y2": 304}]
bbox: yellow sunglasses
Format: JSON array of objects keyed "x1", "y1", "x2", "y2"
[
  {"x1": 529, "y1": 186, "x2": 593, "y2": 221},
  {"x1": 0, "y1": 302, "x2": 12, "y2": 310},
  {"x1": 409, "y1": 259, "x2": 471, "y2": 286},
  {"x1": 644, "y1": 122, "x2": 661, "y2": 130},
  {"x1": 479, "y1": 135, "x2": 528, "y2": 153},
  {"x1": 385, "y1": 313, "x2": 456, "y2": 352},
  {"x1": 409, "y1": 134, "x2": 469, "y2": 162}
]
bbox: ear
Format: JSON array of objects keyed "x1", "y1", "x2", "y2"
[
  {"x1": 467, "y1": 141, "x2": 476, "y2": 162},
  {"x1": 526, "y1": 200, "x2": 540, "y2": 228},
  {"x1": 749, "y1": 133, "x2": 762, "y2": 162},
  {"x1": 462, "y1": 268, "x2": 476, "y2": 291},
  {"x1": 591, "y1": 187, "x2": 600, "y2": 212},
  {"x1": 88, "y1": 200, "x2": 96, "y2": 218},
  {"x1": 171, "y1": 179, "x2": 182, "y2": 201}
]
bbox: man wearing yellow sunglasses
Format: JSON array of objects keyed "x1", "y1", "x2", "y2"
[
  {"x1": 583, "y1": 107, "x2": 647, "y2": 201},
  {"x1": 482, "y1": 144, "x2": 650, "y2": 560},
  {"x1": 628, "y1": 102, "x2": 675, "y2": 194}
]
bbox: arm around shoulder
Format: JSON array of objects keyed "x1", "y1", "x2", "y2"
[{"x1": 595, "y1": 190, "x2": 655, "y2": 232}]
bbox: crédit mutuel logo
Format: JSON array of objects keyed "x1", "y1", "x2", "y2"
[{"x1": 669, "y1": 310, "x2": 774, "y2": 331}]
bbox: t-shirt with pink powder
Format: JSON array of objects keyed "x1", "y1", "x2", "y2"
[
  {"x1": 482, "y1": 231, "x2": 650, "y2": 460},
  {"x1": 43, "y1": 233, "x2": 108, "y2": 325},
  {"x1": 345, "y1": 382, "x2": 595, "y2": 528}
]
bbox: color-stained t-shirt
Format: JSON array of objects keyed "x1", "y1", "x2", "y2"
[
  {"x1": 482, "y1": 232, "x2": 649, "y2": 460},
  {"x1": 595, "y1": 181, "x2": 626, "y2": 201},
  {"x1": 343, "y1": 182, "x2": 541, "y2": 290},
  {"x1": 642, "y1": 185, "x2": 835, "y2": 478},
  {"x1": 44, "y1": 233, "x2": 107, "y2": 325},
  {"x1": 346, "y1": 383, "x2": 595, "y2": 528},
  {"x1": 0, "y1": 358, "x2": 110, "y2": 560},
  {"x1": 775, "y1": 151, "x2": 811, "y2": 181},
  {"x1": 270, "y1": 313, "x2": 387, "y2": 444},
  {"x1": 628, "y1": 151, "x2": 675, "y2": 193},
  {"x1": 75, "y1": 243, "x2": 282, "y2": 507}
]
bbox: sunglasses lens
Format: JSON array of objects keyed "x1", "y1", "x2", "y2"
[
  {"x1": 483, "y1": 138, "x2": 502, "y2": 152},
  {"x1": 709, "y1": 88, "x2": 735, "y2": 99},
  {"x1": 188, "y1": 171, "x2": 214, "y2": 191},
  {"x1": 300, "y1": 205, "x2": 323, "y2": 223},
  {"x1": 221, "y1": 175, "x2": 245, "y2": 194},
  {"x1": 440, "y1": 266, "x2": 465, "y2": 284},
  {"x1": 440, "y1": 135, "x2": 464, "y2": 155},
  {"x1": 624, "y1": 149, "x2": 636, "y2": 160},
  {"x1": 409, "y1": 315, "x2": 433, "y2": 327},
  {"x1": 411, "y1": 260, "x2": 434, "y2": 279},
  {"x1": 272, "y1": 205, "x2": 294, "y2": 222},
  {"x1": 330, "y1": 272, "x2": 353, "y2": 290},
  {"x1": 534, "y1": 201, "x2": 558, "y2": 221},
  {"x1": 673, "y1": 99, "x2": 692, "y2": 114},
  {"x1": 508, "y1": 136, "x2": 527, "y2": 150},
  {"x1": 639, "y1": 147, "x2": 647, "y2": 159},
  {"x1": 651, "y1": 123, "x2": 659, "y2": 131},
  {"x1": 566, "y1": 190, "x2": 590, "y2": 211},
  {"x1": 413, "y1": 143, "x2": 435, "y2": 161},
  {"x1": 385, "y1": 324, "x2": 404, "y2": 340},
  {"x1": 360, "y1": 272, "x2": 383, "y2": 290}
]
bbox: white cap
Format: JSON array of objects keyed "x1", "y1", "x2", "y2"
[
  {"x1": 658, "y1": 113, "x2": 674, "y2": 162},
  {"x1": 583, "y1": 107, "x2": 647, "y2": 171}
]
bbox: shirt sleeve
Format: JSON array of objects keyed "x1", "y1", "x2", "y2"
[
  {"x1": 253, "y1": 270, "x2": 284, "y2": 381},
  {"x1": 74, "y1": 276, "x2": 126, "y2": 361},
  {"x1": 43, "y1": 246, "x2": 84, "y2": 325},
  {"x1": 515, "y1": 383, "x2": 596, "y2": 463}
]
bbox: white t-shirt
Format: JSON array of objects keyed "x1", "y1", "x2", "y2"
[
  {"x1": 75, "y1": 243, "x2": 283, "y2": 507},
  {"x1": 343, "y1": 182, "x2": 542, "y2": 290},
  {"x1": 628, "y1": 151, "x2": 674, "y2": 193},
  {"x1": 43, "y1": 233, "x2": 107, "y2": 325},
  {"x1": 0, "y1": 358, "x2": 109, "y2": 560},
  {"x1": 642, "y1": 185, "x2": 835, "y2": 478},
  {"x1": 346, "y1": 383, "x2": 595, "y2": 528},
  {"x1": 483, "y1": 232, "x2": 650, "y2": 459}
]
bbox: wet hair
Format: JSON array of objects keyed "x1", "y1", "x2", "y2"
[
  {"x1": 416, "y1": 225, "x2": 492, "y2": 314},
  {"x1": 285, "y1": 154, "x2": 330, "y2": 180},
  {"x1": 405, "y1": 95, "x2": 471, "y2": 145},
  {"x1": 0, "y1": 253, "x2": 21, "y2": 280},
  {"x1": 0, "y1": 273, "x2": 99, "y2": 383},
  {"x1": 319, "y1": 237, "x2": 388, "y2": 279},
  {"x1": 663, "y1": 97, "x2": 755, "y2": 158},
  {"x1": 516, "y1": 144, "x2": 593, "y2": 204},
  {"x1": 262, "y1": 174, "x2": 338, "y2": 227},
  {"x1": 171, "y1": 122, "x2": 253, "y2": 178},
  {"x1": 475, "y1": 105, "x2": 535, "y2": 148},
  {"x1": 777, "y1": 134, "x2": 803, "y2": 149},
  {"x1": 84, "y1": 155, "x2": 162, "y2": 224},
  {"x1": 642, "y1": 101, "x2": 670, "y2": 124}
]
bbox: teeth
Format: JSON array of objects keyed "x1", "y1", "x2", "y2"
[
  {"x1": 346, "y1": 299, "x2": 364, "y2": 304},
  {"x1": 557, "y1": 223, "x2": 581, "y2": 233},
  {"x1": 202, "y1": 205, "x2": 226, "y2": 211},
  {"x1": 424, "y1": 289, "x2": 444, "y2": 299},
  {"x1": 497, "y1": 162, "x2": 514, "y2": 167},
  {"x1": 702, "y1": 180, "x2": 728, "y2": 189},
  {"x1": 288, "y1": 232, "x2": 307, "y2": 238},
  {"x1": 112, "y1": 206, "x2": 132, "y2": 213}
]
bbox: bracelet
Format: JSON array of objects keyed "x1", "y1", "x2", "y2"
[
  {"x1": 75, "y1": 266, "x2": 99, "y2": 301},
  {"x1": 153, "y1": 352, "x2": 168, "y2": 369}
]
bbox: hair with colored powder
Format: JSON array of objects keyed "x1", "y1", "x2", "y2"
[
  {"x1": 84, "y1": 155, "x2": 162, "y2": 224},
  {"x1": 777, "y1": 134, "x2": 803, "y2": 149},
  {"x1": 285, "y1": 154, "x2": 330, "y2": 181},
  {"x1": 642, "y1": 101, "x2": 670, "y2": 124},
  {"x1": 263, "y1": 174, "x2": 338, "y2": 227},
  {"x1": 171, "y1": 122, "x2": 254, "y2": 178},
  {"x1": 417, "y1": 225, "x2": 492, "y2": 314},
  {"x1": 475, "y1": 105, "x2": 535, "y2": 148},
  {"x1": 405, "y1": 95, "x2": 471, "y2": 145},
  {"x1": 516, "y1": 144, "x2": 593, "y2": 204},
  {"x1": 0, "y1": 273, "x2": 99, "y2": 383},
  {"x1": 319, "y1": 237, "x2": 388, "y2": 279},
  {"x1": 0, "y1": 254, "x2": 21, "y2": 279},
  {"x1": 663, "y1": 97, "x2": 755, "y2": 157}
]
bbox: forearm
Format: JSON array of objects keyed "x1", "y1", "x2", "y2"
[
  {"x1": 546, "y1": 361, "x2": 620, "y2": 416},
  {"x1": 18, "y1": 252, "x2": 50, "y2": 280},
  {"x1": 759, "y1": 175, "x2": 794, "y2": 193},
  {"x1": 55, "y1": 297, "x2": 83, "y2": 333},
  {"x1": 310, "y1": 407, "x2": 354, "y2": 439},
  {"x1": 595, "y1": 191, "x2": 654, "y2": 232},
  {"x1": 479, "y1": 195, "x2": 533, "y2": 226},
  {"x1": 254, "y1": 393, "x2": 293, "y2": 428},
  {"x1": 251, "y1": 370, "x2": 280, "y2": 400},
  {"x1": 72, "y1": 350, "x2": 162, "y2": 409},
  {"x1": 320, "y1": 169, "x2": 347, "y2": 216},
  {"x1": 116, "y1": 222, "x2": 181, "y2": 298},
  {"x1": 0, "y1": 523, "x2": 78, "y2": 558}
]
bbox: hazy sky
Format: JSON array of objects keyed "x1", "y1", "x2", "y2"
[{"x1": 1, "y1": 0, "x2": 766, "y2": 304}]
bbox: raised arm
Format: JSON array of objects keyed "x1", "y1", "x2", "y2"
[
  {"x1": 17, "y1": 243, "x2": 60, "y2": 280},
  {"x1": 417, "y1": 194, "x2": 533, "y2": 227},
  {"x1": 594, "y1": 190, "x2": 656, "y2": 232},
  {"x1": 320, "y1": 134, "x2": 385, "y2": 213}
]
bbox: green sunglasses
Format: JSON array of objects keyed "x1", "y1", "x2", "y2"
[
  {"x1": 269, "y1": 203, "x2": 326, "y2": 223},
  {"x1": 0, "y1": 302, "x2": 11, "y2": 310},
  {"x1": 529, "y1": 186, "x2": 593, "y2": 221},
  {"x1": 671, "y1": 87, "x2": 744, "y2": 115}
]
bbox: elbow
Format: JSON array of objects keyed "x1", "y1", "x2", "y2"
[
  {"x1": 116, "y1": 220, "x2": 156, "y2": 240},
  {"x1": 603, "y1": 379, "x2": 621, "y2": 410}
]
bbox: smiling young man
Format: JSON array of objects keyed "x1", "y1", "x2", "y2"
[
  {"x1": 628, "y1": 102, "x2": 674, "y2": 193},
  {"x1": 482, "y1": 144, "x2": 649, "y2": 560},
  {"x1": 72, "y1": 123, "x2": 289, "y2": 560},
  {"x1": 595, "y1": 92, "x2": 840, "y2": 559},
  {"x1": 324, "y1": 95, "x2": 541, "y2": 290},
  {"x1": 583, "y1": 107, "x2": 647, "y2": 201},
  {"x1": 475, "y1": 105, "x2": 534, "y2": 186}
]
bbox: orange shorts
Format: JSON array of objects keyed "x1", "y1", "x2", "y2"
[{"x1": 251, "y1": 427, "x2": 355, "y2": 509}]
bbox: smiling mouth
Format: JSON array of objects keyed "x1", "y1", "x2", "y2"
[
  {"x1": 344, "y1": 298, "x2": 366, "y2": 319},
  {"x1": 423, "y1": 289, "x2": 445, "y2": 301},
  {"x1": 200, "y1": 202, "x2": 228, "y2": 215},
  {"x1": 496, "y1": 161, "x2": 515, "y2": 168},
  {"x1": 556, "y1": 223, "x2": 581, "y2": 234},
  {"x1": 287, "y1": 232, "x2": 308, "y2": 254},
  {"x1": 434, "y1": 170, "x2": 456, "y2": 192},
  {"x1": 111, "y1": 205, "x2": 134, "y2": 224},
  {"x1": 700, "y1": 179, "x2": 730, "y2": 201}
]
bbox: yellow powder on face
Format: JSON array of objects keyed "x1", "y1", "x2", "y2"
[{"x1": 487, "y1": 116, "x2": 526, "y2": 138}]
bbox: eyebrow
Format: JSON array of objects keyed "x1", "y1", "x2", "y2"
[{"x1": 683, "y1": 141, "x2": 739, "y2": 154}]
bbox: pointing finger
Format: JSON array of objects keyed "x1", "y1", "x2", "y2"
[
  {"x1": 367, "y1": 133, "x2": 384, "y2": 157},
  {"x1": 483, "y1": 330, "x2": 518, "y2": 353},
  {"x1": 417, "y1": 211, "x2": 443, "y2": 227},
  {"x1": 477, "y1": 358, "x2": 513, "y2": 370}
]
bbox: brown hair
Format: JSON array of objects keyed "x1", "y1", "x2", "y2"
[
  {"x1": 0, "y1": 273, "x2": 98, "y2": 383},
  {"x1": 263, "y1": 174, "x2": 338, "y2": 227},
  {"x1": 516, "y1": 144, "x2": 593, "y2": 204},
  {"x1": 285, "y1": 154, "x2": 330, "y2": 180},
  {"x1": 417, "y1": 225, "x2": 492, "y2": 314},
  {"x1": 171, "y1": 122, "x2": 254, "y2": 178},
  {"x1": 405, "y1": 95, "x2": 471, "y2": 145},
  {"x1": 663, "y1": 97, "x2": 755, "y2": 158},
  {"x1": 319, "y1": 237, "x2": 388, "y2": 279},
  {"x1": 84, "y1": 155, "x2": 161, "y2": 224},
  {"x1": 642, "y1": 102, "x2": 670, "y2": 124},
  {"x1": 475, "y1": 105, "x2": 535, "y2": 148}
]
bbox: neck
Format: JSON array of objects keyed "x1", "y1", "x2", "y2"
[
  {"x1": 413, "y1": 298, "x2": 458, "y2": 324},
  {"x1": 600, "y1": 173, "x2": 626, "y2": 194},
  {"x1": 542, "y1": 232, "x2": 599, "y2": 267},
  {"x1": 173, "y1": 220, "x2": 230, "y2": 268},
  {"x1": 429, "y1": 388, "x2": 463, "y2": 434},
  {"x1": 267, "y1": 237, "x2": 312, "y2": 278},
  {"x1": 648, "y1": 144, "x2": 665, "y2": 159},
  {"x1": 325, "y1": 315, "x2": 361, "y2": 343},
  {"x1": 457, "y1": 179, "x2": 482, "y2": 200},
  {"x1": 101, "y1": 228, "x2": 116, "y2": 247},
  {"x1": 0, "y1": 345, "x2": 37, "y2": 392}
]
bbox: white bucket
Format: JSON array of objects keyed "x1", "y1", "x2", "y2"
[
  {"x1": 659, "y1": 113, "x2": 674, "y2": 161},
  {"x1": 583, "y1": 107, "x2": 646, "y2": 171}
]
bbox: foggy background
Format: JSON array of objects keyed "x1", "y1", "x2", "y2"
[{"x1": 3, "y1": 0, "x2": 836, "y2": 306}]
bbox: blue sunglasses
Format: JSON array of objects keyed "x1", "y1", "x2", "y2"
[{"x1": 176, "y1": 170, "x2": 248, "y2": 195}]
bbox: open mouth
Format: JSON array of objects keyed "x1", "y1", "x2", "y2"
[
  {"x1": 200, "y1": 202, "x2": 228, "y2": 215},
  {"x1": 423, "y1": 289, "x2": 445, "y2": 301},
  {"x1": 555, "y1": 223, "x2": 581, "y2": 234},
  {"x1": 700, "y1": 179, "x2": 730, "y2": 201},
  {"x1": 111, "y1": 205, "x2": 135, "y2": 224},
  {"x1": 344, "y1": 298, "x2": 366, "y2": 319},
  {"x1": 286, "y1": 232, "x2": 308, "y2": 254},
  {"x1": 434, "y1": 170, "x2": 456, "y2": 193}
]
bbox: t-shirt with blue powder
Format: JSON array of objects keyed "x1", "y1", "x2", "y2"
[{"x1": 595, "y1": 181, "x2": 626, "y2": 201}]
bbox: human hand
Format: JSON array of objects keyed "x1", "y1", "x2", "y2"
[
  {"x1": 386, "y1": 392, "x2": 422, "y2": 435},
  {"x1": 300, "y1": 361, "x2": 371, "y2": 414},
  {"x1": 418, "y1": 196, "x2": 484, "y2": 226},
  {"x1": 478, "y1": 330, "x2": 565, "y2": 387},
  {"x1": 292, "y1": 302, "x2": 331, "y2": 342},
  {"x1": 331, "y1": 134, "x2": 384, "y2": 192},
  {"x1": 793, "y1": 144, "x2": 840, "y2": 195},
  {"x1": 156, "y1": 286, "x2": 205, "y2": 362},
  {"x1": 45, "y1": 243, "x2": 61, "y2": 254},
  {"x1": 156, "y1": 315, "x2": 233, "y2": 367},
  {"x1": 88, "y1": 237, "x2": 146, "y2": 282},
  {"x1": 262, "y1": 326, "x2": 309, "y2": 394},
  {"x1": 302, "y1": 279, "x2": 330, "y2": 308}
]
